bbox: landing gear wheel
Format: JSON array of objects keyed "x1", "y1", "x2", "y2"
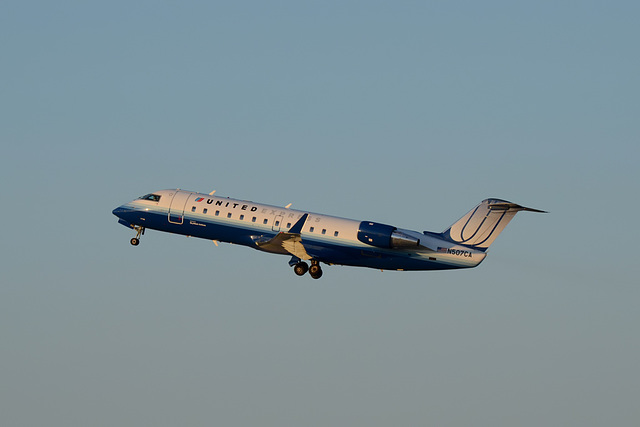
[
  {"x1": 309, "y1": 264, "x2": 323, "y2": 279},
  {"x1": 130, "y1": 226, "x2": 145, "y2": 246},
  {"x1": 294, "y1": 262, "x2": 309, "y2": 276}
]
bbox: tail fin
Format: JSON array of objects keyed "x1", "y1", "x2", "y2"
[{"x1": 441, "y1": 199, "x2": 546, "y2": 251}]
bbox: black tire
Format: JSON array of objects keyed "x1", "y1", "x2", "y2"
[
  {"x1": 130, "y1": 237, "x2": 140, "y2": 246},
  {"x1": 309, "y1": 264, "x2": 323, "y2": 279},
  {"x1": 294, "y1": 262, "x2": 308, "y2": 276}
]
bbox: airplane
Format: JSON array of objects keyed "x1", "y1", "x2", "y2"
[{"x1": 112, "y1": 189, "x2": 546, "y2": 279}]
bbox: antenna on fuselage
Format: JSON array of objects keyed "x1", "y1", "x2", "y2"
[
  {"x1": 285, "y1": 203, "x2": 292, "y2": 209},
  {"x1": 209, "y1": 190, "x2": 216, "y2": 195}
]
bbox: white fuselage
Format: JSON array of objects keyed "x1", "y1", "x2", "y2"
[{"x1": 113, "y1": 189, "x2": 488, "y2": 273}]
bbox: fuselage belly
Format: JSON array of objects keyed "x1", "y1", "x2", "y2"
[{"x1": 113, "y1": 189, "x2": 488, "y2": 273}]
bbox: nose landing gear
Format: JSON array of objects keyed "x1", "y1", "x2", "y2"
[{"x1": 130, "y1": 226, "x2": 145, "y2": 246}]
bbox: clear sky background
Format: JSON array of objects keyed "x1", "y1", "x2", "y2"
[{"x1": 1, "y1": 1, "x2": 639, "y2": 426}]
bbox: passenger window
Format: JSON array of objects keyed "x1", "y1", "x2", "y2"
[
  {"x1": 227, "y1": 213, "x2": 232, "y2": 218},
  {"x1": 203, "y1": 208, "x2": 208, "y2": 214},
  {"x1": 240, "y1": 215, "x2": 244, "y2": 220},
  {"x1": 310, "y1": 227, "x2": 315, "y2": 233},
  {"x1": 286, "y1": 223, "x2": 291, "y2": 228},
  {"x1": 275, "y1": 221, "x2": 280, "y2": 226},
  {"x1": 334, "y1": 231, "x2": 339, "y2": 237},
  {"x1": 215, "y1": 210, "x2": 220, "y2": 216},
  {"x1": 322, "y1": 229, "x2": 326, "y2": 235},
  {"x1": 191, "y1": 206, "x2": 196, "y2": 212},
  {"x1": 252, "y1": 217, "x2": 257, "y2": 222},
  {"x1": 263, "y1": 219, "x2": 268, "y2": 225}
]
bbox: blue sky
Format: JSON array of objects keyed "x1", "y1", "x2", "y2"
[{"x1": 1, "y1": 1, "x2": 639, "y2": 426}]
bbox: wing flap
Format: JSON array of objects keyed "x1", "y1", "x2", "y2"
[{"x1": 254, "y1": 213, "x2": 312, "y2": 260}]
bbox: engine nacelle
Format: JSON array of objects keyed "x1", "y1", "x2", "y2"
[
  {"x1": 390, "y1": 230, "x2": 421, "y2": 248},
  {"x1": 357, "y1": 221, "x2": 420, "y2": 248}
]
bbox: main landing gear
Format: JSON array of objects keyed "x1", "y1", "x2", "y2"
[
  {"x1": 130, "y1": 226, "x2": 145, "y2": 246},
  {"x1": 292, "y1": 259, "x2": 323, "y2": 279}
]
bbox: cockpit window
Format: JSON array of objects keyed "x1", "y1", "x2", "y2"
[{"x1": 139, "y1": 193, "x2": 161, "y2": 202}]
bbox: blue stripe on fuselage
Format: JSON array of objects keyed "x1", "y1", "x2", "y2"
[{"x1": 113, "y1": 203, "x2": 470, "y2": 271}]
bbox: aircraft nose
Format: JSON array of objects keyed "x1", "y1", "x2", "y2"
[{"x1": 112, "y1": 206, "x2": 127, "y2": 218}]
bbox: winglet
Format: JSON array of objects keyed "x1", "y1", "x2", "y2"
[{"x1": 288, "y1": 213, "x2": 309, "y2": 234}]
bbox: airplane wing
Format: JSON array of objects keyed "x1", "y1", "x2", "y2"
[{"x1": 254, "y1": 213, "x2": 312, "y2": 260}]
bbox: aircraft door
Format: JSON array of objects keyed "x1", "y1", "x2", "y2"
[{"x1": 168, "y1": 191, "x2": 193, "y2": 224}]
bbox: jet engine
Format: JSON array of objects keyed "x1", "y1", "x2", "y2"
[{"x1": 357, "y1": 221, "x2": 420, "y2": 248}]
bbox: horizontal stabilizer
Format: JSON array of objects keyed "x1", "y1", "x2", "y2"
[{"x1": 488, "y1": 202, "x2": 547, "y2": 213}]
